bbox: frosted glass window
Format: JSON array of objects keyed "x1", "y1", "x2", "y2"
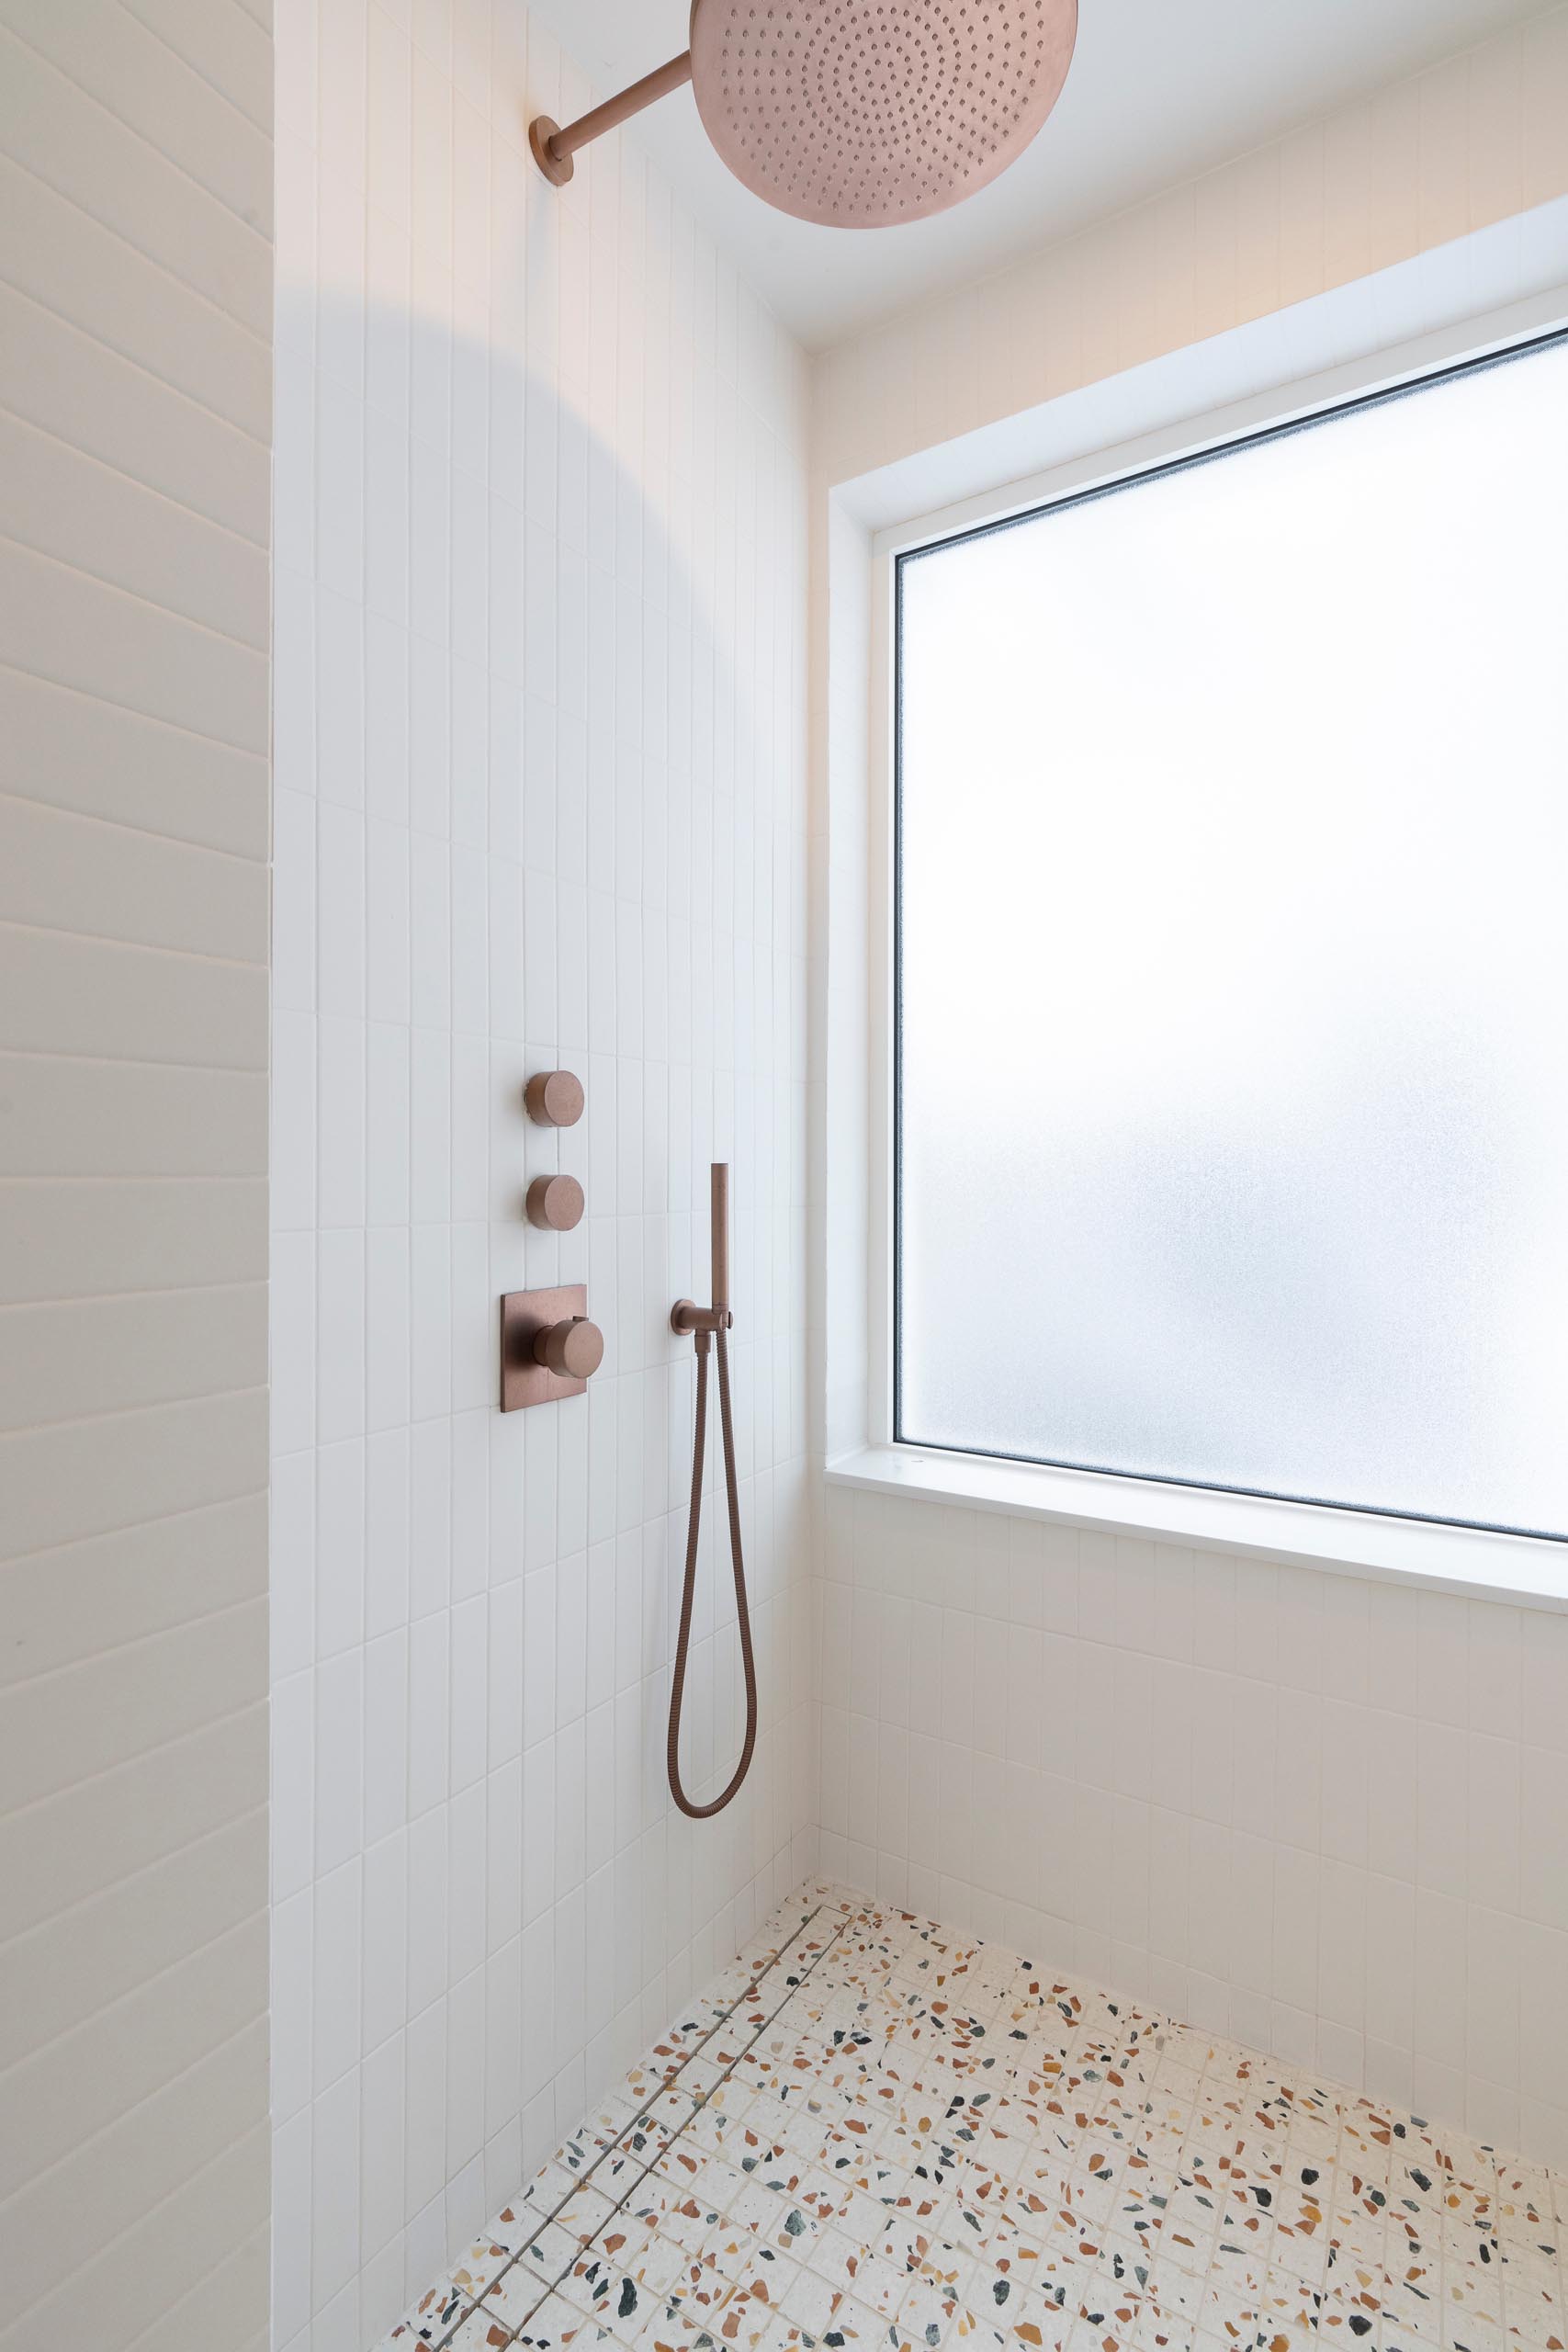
[{"x1": 896, "y1": 334, "x2": 1568, "y2": 1540}]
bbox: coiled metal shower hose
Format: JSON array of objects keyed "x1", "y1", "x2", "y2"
[{"x1": 667, "y1": 1320, "x2": 758, "y2": 1818}]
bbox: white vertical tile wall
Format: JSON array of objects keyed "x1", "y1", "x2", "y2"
[
  {"x1": 807, "y1": 0, "x2": 1568, "y2": 2185},
  {"x1": 269, "y1": 3, "x2": 815, "y2": 2345},
  {"x1": 817, "y1": 1493, "x2": 1568, "y2": 2170},
  {"x1": 0, "y1": 5, "x2": 274, "y2": 2349}
]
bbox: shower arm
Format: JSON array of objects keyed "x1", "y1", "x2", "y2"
[{"x1": 529, "y1": 51, "x2": 693, "y2": 188}]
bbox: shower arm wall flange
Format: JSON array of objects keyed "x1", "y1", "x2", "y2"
[{"x1": 529, "y1": 51, "x2": 693, "y2": 187}]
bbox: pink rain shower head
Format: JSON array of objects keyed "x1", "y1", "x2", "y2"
[{"x1": 529, "y1": 0, "x2": 1078, "y2": 230}]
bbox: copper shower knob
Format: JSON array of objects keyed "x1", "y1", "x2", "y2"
[
  {"x1": 500, "y1": 1283, "x2": 598, "y2": 1408},
  {"x1": 533, "y1": 1316, "x2": 604, "y2": 1380},
  {"x1": 526, "y1": 1173, "x2": 584, "y2": 1230},
  {"x1": 525, "y1": 1069, "x2": 584, "y2": 1127}
]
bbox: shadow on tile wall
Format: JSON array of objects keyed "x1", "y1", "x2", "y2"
[{"x1": 267, "y1": 174, "x2": 814, "y2": 2345}]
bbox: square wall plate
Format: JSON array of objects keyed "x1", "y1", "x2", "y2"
[{"x1": 500, "y1": 1283, "x2": 589, "y2": 1411}]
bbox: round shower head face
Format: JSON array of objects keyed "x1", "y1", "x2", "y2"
[{"x1": 688, "y1": 0, "x2": 1077, "y2": 230}]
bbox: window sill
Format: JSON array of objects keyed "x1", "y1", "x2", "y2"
[{"x1": 824, "y1": 1444, "x2": 1568, "y2": 1611}]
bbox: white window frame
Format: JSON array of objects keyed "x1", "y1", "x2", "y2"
[{"x1": 821, "y1": 211, "x2": 1568, "y2": 1610}]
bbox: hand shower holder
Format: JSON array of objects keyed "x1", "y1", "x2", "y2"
[
  {"x1": 671, "y1": 1300, "x2": 731, "y2": 1339},
  {"x1": 671, "y1": 1160, "x2": 734, "y2": 1343}
]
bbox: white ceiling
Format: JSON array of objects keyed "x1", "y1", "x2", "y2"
[{"x1": 525, "y1": 0, "x2": 1551, "y2": 350}]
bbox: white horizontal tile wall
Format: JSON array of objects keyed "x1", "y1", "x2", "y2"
[
  {"x1": 818, "y1": 1491, "x2": 1568, "y2": 2169},
  {"x1": 269, "y1": 2, "x2": 815, "y2": 2344},
  {"x1": 0, "y1": 3, "x2": 274, "y2": 2348},
  {"x1": 807, "y1": 0, "x2": 1568, "y2": 2185}
]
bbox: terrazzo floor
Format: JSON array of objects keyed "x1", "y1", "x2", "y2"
[{"x1": 380, "y1": 1883, "x2": 1566, "y2": 2352}]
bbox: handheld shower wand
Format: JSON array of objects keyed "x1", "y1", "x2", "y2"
[{"x1": 669, "y1": 1164, "x2": 758, "y2": 1818}]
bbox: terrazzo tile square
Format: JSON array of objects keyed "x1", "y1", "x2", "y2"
[
  {"x1": 915, "y1": 2230, "x2": 984, "y2": 2301},
  {"x1": 681, "y1": 2053, "x2": 738, "y2": 2101},
  {"x1": 615, "y1": 2226, "x2": 692, "y2": 2304},
  {"x1": 687, "y1": 2084, "x2": 763, "y2": 2161},
  {"x1": 839, "y1": 2291, "x2": 906, "y2": 2345},
  {"x1": 1068, "y1": 2268, "x2": 1145, "y2": 2350},
  {"x1": 449, "y1": 2214, "x2": 542, "y2": 2301},
  {"x1": 1438, "y1": 2255, "x2": 1506, "y2": 2341},
  {"x1": 507, "y1": 2291, "x2": 617, "y2": 2350},
  {"x1": 667, "y1": 2247, "x2": 740, "y2": 2327},
  {"x1": 893, "y1": 2267, "x2": 959, "y2": 2342},
  {"x1": 621, "y1": 2177, "x2": 716, "y2": 2250},
  {"x1": 800, "y1": 2220, "x2": 865, "y2": 2295},
  {"x1": 705, "y1": 2278, "x2": 774, "y2": 2349},
  {"x1": 705, "y1": 2018, "x2": 772, "y2": 2073},
  {"x1": 647, "y1": 2001, "x2": 737, "y2": 2068},
  {"x1": 624, "y1": 2058, "x2": 691, "y2": 2110},
  {"x1": 447, "y1": 2308, "x2": 516, "y2": 2351},
  {"x1": 925, "y1": 2295, "x2": 981, "y2": 2348},
  {"x1": 552, "y1": 2184, "x2": 633, "y2": 2251},
  {"x1": 577, "y1": 2095, "x2": 649, "y2": 2154},
  {"x1": 632, "y1": 2087, "x2": 704, "y2": 2150},
  {"x1": 725, "y1": 1908, "x2": 821, "y2": 1993},
  {"x1": 382, "y1": 2275, "x2": 479, "y2": 2346},
  {"x1": 502, "y1": 2211, "x2": 591, "y2": 2288},
  {"x1": 525, "y1": 2162, "x2": 598, "y2": 2224},
  {"x1": 556, "y1": 2240, "x2": 658, "y2": 2329},
  {"x1": 481, "y1": 2263, "x2": 559, "y2": 2329},
  {"x1": 704, "y1": 1964, "x2": 778, "y2": 2020},
  {"x1": 588, "y1": 2140, "x2": 657, "y2": 2210},
  {"x1": 777, "y1": 2256, "x2": 852, "y2": 2335},
  {"x1": 581, "y1": 2191, "x2": 667, "y2": 2267}
]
